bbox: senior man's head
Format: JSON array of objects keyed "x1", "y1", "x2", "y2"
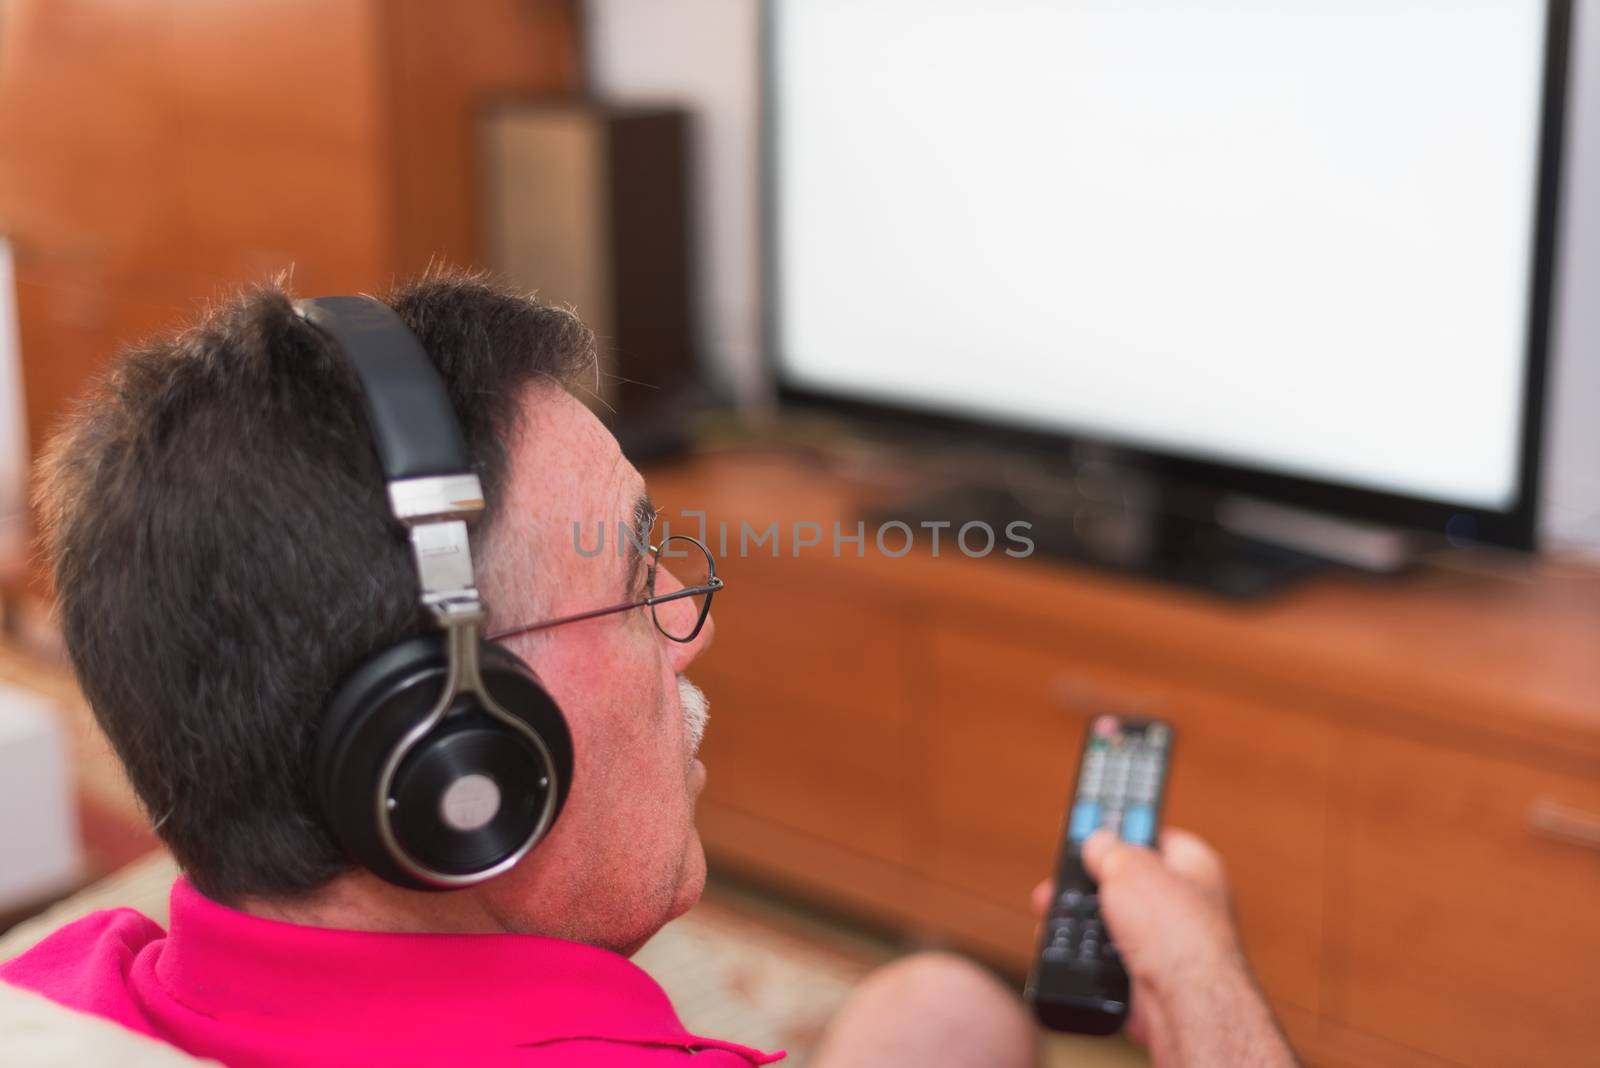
[{"x1": 37, "y1": 273, "x2": 714, "y2": 953}]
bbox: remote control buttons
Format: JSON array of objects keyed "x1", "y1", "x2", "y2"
[{"x1": 1043, "y1": 902, "x2": 1118, "y2": 970}]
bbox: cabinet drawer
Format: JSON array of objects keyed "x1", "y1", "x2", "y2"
[
  {"x1": 693, "y1": 565, "x2": 916, "y2": 864},
  {"x1": 925, "y1": 623, "x2": 1330, "y2": 1013},
  {"x1": 1329, "y1": 731, "x2": 1600, "y2": 1068}
]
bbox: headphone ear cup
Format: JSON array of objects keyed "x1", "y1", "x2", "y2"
[{"x1": 316, "y1": 636, "x2": 573, "y2": 889}]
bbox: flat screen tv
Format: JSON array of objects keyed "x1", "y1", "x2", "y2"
[{"x1": 765, "y1": 0, "x2": 1572, "y2": 550}]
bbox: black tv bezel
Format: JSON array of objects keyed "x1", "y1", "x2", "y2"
[{"x1": 760, "y1": 0, "x2": 1573, "y2": 552}]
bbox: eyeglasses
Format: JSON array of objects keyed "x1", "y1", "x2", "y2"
[{"x1": 487, "y1": 535, "x2": 723, "y2": 645}]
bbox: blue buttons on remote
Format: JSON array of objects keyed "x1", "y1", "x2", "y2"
[
  {"x1": 1068, "y1": 800, "x2": 1102, "y2": 842},
  {"x1": 1122, "y1": 804, "x2": 1155, "y2": 846}
]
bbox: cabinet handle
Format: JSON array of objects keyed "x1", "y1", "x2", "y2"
[
  {"x1": 1526, "y1": 798, "x2": 1600, "y2": 852},
  {"x1": 1052, "y1": 672, "x2": 1158, "y2": 717},
  {"x1": 1053, "y1": 672, "x2": 1098, "y2": 708}
]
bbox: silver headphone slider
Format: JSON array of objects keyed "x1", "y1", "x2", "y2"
[
  {"x1": 388, "y1": 474, "x2": 486, "y2": 524},
  {"x1": 408, "y1": 520, "x2": 483, "y2": 621}
]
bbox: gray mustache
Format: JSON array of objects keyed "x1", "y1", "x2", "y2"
[{"x1": 678, "y1": 675, "x2": 709, "y2": 756}]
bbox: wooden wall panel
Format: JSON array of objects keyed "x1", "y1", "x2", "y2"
[
  {"x1": 161, "y1": 0, "x2": 394, "y2": 291},
  {"x1": 0, "y1": 0, "x2": 391, "y2": 469},
  {"x1": 0, "y1": 0, "x2": 581, "y2": 596},
  {"x1": 384, "y1": 0, "x2": 582, "y2": 275}
]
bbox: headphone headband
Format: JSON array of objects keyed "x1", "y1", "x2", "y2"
[
  {"x1": 296, "y1": 296, "x2": 471, "y2": 481},
  {"x1": 294, "y1": 296, "x2": 485, "y2": 624}
]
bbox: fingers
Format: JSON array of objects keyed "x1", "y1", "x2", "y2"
[
  {"x1": 1031, "y1": 879, "x2": 1052, "y2": 917},
  {"x1": 1084, "y1": 827, "x2": 1231, "y2": 917},
  {"x1": 1070, "y1": 827, "x2": 1233, "y2": 925},
  {"x1": 1080, "y1": 829, "x2": 1119, "y2": 880},
  {"x1": 1158, "y1": 828, "x2": 1229, "y2": 904},
  {"x1": 1082, "y1": 828, "x2": 1156, "y2": 884}
]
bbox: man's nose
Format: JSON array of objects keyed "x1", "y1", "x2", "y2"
[
  {"x1": 655, "y1": 565, "x2": 715, "y2": 668},
  {"x1": 677, "y1": 607, "x2": 715, "y2": 668}
]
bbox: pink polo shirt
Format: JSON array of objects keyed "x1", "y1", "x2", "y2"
[{"x1": 1, "y1": 878, "x2": 784, "y2": 1067}]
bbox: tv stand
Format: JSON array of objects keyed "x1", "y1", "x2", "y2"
[
  {"x1": 645, "y1": 450, "x2": 1600, "y2": 1068},
  {"x1": 870, "y1": 466, "x2": 1332, "y2": 600}
]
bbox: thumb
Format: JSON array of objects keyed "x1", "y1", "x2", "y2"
[
  {"x1": 1083, "y1": 828, "x2": 1164, "y2": 890},
  {"x1": 1080, "y1": 829, "x2": 1123, "y2": 882}
]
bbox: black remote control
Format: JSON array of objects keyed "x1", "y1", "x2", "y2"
[{"x1": 1027, "y1": 714, "x2": 1174, "y2": 1035}]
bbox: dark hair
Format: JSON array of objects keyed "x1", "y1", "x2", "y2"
[{"x1": 36, "y1": 271, "x2": 594, "y2": 902}]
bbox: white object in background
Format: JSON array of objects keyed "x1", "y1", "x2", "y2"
[
  {"x1": 0, "y1": 984, "x2": 218, "y2": 1065},
  {"x1": 0, "y1": 682, "x2": 81, "y2": 911}
]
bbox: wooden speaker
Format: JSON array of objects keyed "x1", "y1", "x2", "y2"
[{"x1": 481, "y1": 103, "x2": 697, "y2": 420}]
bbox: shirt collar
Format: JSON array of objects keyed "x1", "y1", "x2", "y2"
[{"x1": 154, "y1": 878, "x2": 778, "y2": 1061}]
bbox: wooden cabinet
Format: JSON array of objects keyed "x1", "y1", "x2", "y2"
[
  {"x1": 695, "y1": 558, "x2": 919, "y2": 864},
  {"x1": 923, "y1": 623, "x2": 1329, "y2": 1019},
  {"x1": 1328, "y1": 731, "x2": 1600, "y2": 1068},
  {"x1": 647, "y1": 453, "x2": 1600, "y2": 1068}
]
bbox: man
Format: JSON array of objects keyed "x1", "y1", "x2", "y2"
[{"x1": 1, "y1": 274, "x2": 1297, "y2": 1067}]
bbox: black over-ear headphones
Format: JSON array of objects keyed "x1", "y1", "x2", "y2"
[{"x1": 296, "y1": 295, "x2": 574, "y2": 890}]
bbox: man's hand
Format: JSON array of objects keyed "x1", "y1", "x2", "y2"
[{"x1": 1031, "y1": 828, "x2": 1299, "y2": 1068}]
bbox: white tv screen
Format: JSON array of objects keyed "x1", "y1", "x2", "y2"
[{"x1": 770, "y1": 0, "x2": 1553, "y2": 512}]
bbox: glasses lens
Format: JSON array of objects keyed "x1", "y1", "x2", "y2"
[{"x1": 651, "y1": 537, "x2": 713, "y2": 642}]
